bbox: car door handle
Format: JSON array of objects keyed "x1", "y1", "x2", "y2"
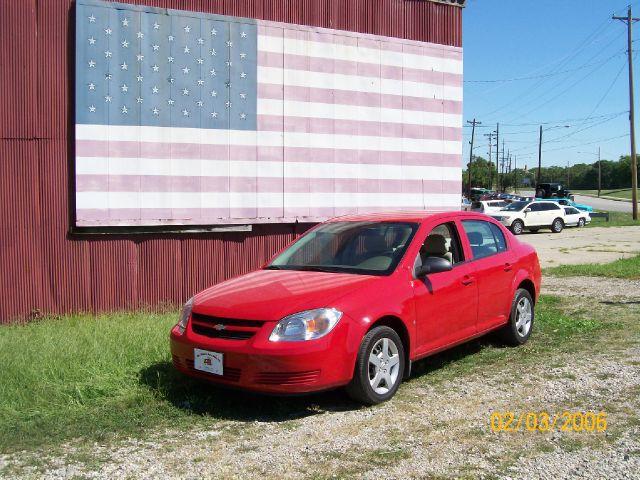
[
  {"x1": 461, "y1": 275, "x2": 474, "y2": 286},
  {"x1": 504, "y1": 262, "x2": 513, "y2": 272}
]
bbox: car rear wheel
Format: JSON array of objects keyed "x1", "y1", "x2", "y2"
[
  {"x1": 511, "y1": 220, "x2": 524, "y2": 235},
  {"x1": 578, "y1": 218, "x2": 585, "y2": 228},
  {"x1": 551, "y1": 218, "x2": 564, "y2": 233},
  {"x1": 500, "y1": 288, "x2": 534, "y2": 346},
  {"x1": 346, "y1": 326, "x2": 405, "y2": 405}
]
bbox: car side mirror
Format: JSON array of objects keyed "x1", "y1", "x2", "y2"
[{"x1": 416, "y1": 257, "x2": 452, "y2": 277}]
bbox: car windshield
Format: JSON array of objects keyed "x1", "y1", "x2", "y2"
[
  {"x1": 502, "y1": 201, "x2": 529, "y2": 211},
  {"x1": 267, "y1": 221, "x2": 419, "y2": 276}
]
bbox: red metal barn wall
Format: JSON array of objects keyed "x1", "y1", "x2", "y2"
[{"x1": 0, "y1": 0, "x2": 462, "y2": 323}]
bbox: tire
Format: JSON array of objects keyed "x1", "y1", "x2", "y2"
[
  {"x1": 510, "y1": 220, "x2": 524, "y2": 235},
  {"x1": 578, "y1": 218, "x2": 585, "y2": 228},
  {"x1": 500, "y1": 288, "x2": 535, "y2": 346},
  {"x1": 346, "y1": 326, "x2": 405, "y2": 405},
  {"x1": 551, "y1": 218, "x2": 564, "y2": 233}
]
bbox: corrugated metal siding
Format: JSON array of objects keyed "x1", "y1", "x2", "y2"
[{"x1": 0, "y1": 0, "x2": 461, "y2": 323}]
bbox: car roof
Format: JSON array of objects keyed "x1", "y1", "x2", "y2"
[{"x1": 326, "y1": 210, "x2": 492, "y2": 223}]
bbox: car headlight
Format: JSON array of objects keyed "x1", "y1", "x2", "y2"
[
  {"x1": 176, "y1": 297, "x2": 193, "y2": 335},
  {"x1": 269, "y1": 308, "x2": 343, "y2": 342}
]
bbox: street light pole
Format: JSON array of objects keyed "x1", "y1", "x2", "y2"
[
  {"x1": 598, "y1": 147, "x2": 601, "y2": 197},
  {"x1": 537, "y1": 125, "x2": 543, "y2": 186}
]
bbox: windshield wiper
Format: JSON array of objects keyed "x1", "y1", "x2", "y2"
[
  {"x1": 296, "y1": 265, "x2": 338, "y2": 273},
  {"x1": 264, "y1": 265, "x2": 283, "y2": 270}
]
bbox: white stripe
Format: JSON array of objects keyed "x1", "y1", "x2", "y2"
[
  {"x1": 257, "y1": 99, "x2": 462, "y2": 128},
  {"x1": 258, "y1": 66, "x2": 462, "y2": 101},
  {"x1": 258, "y1": 35, "x2": 463, "y2": 75},
  {"x1": 76, "y1": 125, "x2": 462, "y2": 155},
  {"x1": 76, "y1": 157, "x2": 461, "y2": 181},
  {"x1": 76, "y1": 191, "x2": 460, "y2": 210}
]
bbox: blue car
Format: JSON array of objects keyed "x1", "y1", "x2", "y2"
[{"x1": 533, "y1": 197, "x2": 593, "y2": 212}]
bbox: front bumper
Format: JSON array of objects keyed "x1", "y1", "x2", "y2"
[{"x1": 170, "y1": 317, "x2": 357, "y2": 394}]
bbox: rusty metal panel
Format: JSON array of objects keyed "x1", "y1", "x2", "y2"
[{"x1": 0, "y1": 0, "x2": 461, "y2": 322}]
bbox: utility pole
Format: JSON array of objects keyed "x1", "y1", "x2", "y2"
[
  {"x1": 500, "y1": 140, "x2": 505, "y2": 192},
  {"x1": 485, "y1": 132, "x2": 493, "y2": 190},
  {"x1": 466, "y1": 118, "x2": 481, "y2": 195},
  {"x1": 537, "y1": 125, "x2": 543, "y2": 186},
  {"x1": 598, "y1": 147, "x2": 602, "y2": 197},
  {"x1": 495, "y1": 123, "x2": 500, "y2": 192},
  {"x1": 514, "y1": 155, "x2": 518, "y2": 193},
  {"x1": 566, "y1": 161, "x2": 570, "y2": 188},
  {"x1": 613, "y1": 7, "x2": 639, "y2": 220}
]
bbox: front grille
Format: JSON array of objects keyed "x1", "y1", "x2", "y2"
[
  {"x1": 185, "y1": 359, "x2": 242, "y2": 382},
  {"x1": 190, "y1": 312, "x2": 265, "y2": 340},
  {"x1": 254, "y1": 370, "x2": 321, "y2": 385}
]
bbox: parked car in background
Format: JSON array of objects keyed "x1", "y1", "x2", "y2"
[
  {"x1": 536, "y1": 197, "x2": 593, "y2": 212},
  {"x1": 470, "y1": 188, "x2": 492, "y2": 201},
  {"x1": 171, "y1": 211, "x2": 541, "y2": 404},
  {"x1": 492, "y1": 200, "x2": 566, "y2": 235},
  {"x1": 563, "y1": 206, "x2": 590, "y2": 227},
  {"x1": 535, "y1": 182, "x2": 572, "y2": 199},
  {"x1": 471, "y1": 200, "x2": 509, "y2": 214}
]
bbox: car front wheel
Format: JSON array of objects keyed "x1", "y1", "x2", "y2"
[
  {"x1": 500, "y1": 288, "x2": 534, "y2": 346},
  {"x1": 346, "y1": 326, "x2": 405, "y2": 405},
  {"x1": 551, "y1": 218, "x2": 564, "y2": 233},
  {"x1": 511, "y1": 220, "x2": 524, "y2": 235},
  {"x1": 578, "y1": 218, "x2": 585, "y2": 227}
]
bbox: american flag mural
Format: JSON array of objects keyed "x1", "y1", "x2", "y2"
[{"x1": 75, "y1": 0, "x2": 463, "y2": 227}]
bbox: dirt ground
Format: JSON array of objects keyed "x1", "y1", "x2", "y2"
[{"x1": 518, "y1": 226, "x2": 640, "y2": 267}]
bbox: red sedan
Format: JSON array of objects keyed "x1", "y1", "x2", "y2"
[{"x1": 171, "y1": 211, "x2": 541, "y2": 404}]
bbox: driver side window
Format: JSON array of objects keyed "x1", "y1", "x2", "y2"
[{"x1": 415, "y1": 223, "x2": 464, "y2": 273}]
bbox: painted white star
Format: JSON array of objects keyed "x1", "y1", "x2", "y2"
[
  {"x1": 105, "y1": 95, "x2": 112, "y2": 102},
  {"x1": 182, "y1": 109, "x2": 189, "y2": 116},
  {"x1": 182, "y1": 66, "x2": 190, "y2": 74},
  {"x1": 152, "y1": 107, "x2": 159, "y2": 115},
  {"x1": 152, "y1": 44, "x2": 159, "y2": 51},
  {"x1": 197, "y1": 38, "x2": 204, "y2": 45},
  {"x1": 121, "y1": 105, "x2": 128, "y2": 114},
  {"x1": 196, "y1": 100, "x2": 203, "y2": 107},
  {"x1": 240, "y1": 31, "x2": 247, "y2": 38},
  {"x1": 184, "y1": 25, "x2": 191, "y2": 33},
  {"x1": 168, "y1": 35, "x2": 174, "y2": 42},
  {"x1": 196, "y1": 58, "x2": 204, "y2": 65},
  {"x1": 210, "y1": 28, "x2": 217, "y2": 36},
  {"x1": 88, "y1": 37, "x2": 96, "y2": 45},
  {"x1": 152, "y1": 64, "x2": 159, "y2": 72},
  {"x1": 120, "y1": 62, "x2": 128, "y2": 70},
  {"x1": 210, "y1": 111, "x2": 218, "y2": 118},
  {"x1": 136, "y1": 75, "x2": 143, "y2": 82},
  {"x1": 239, "y1": 112, "x2": 246, "y2": 119},
  {"x1": 225, "y1": 100, "x2": 231, "y2": 108},
  {"x1": 105, "y1": 73, "x2": 112, "y2": 80},
  {"x1": 136, "y1": 97, "x2": 143, "y2": 103},
  {"x1": 183, "y1": 45, "x2": 190, "y2": 54},
  {"x1": 182, "y1": 88, "x2": 189, "y2": 95},
  {"x1": 239, "y1": 92, "x2": 246, "y2": 99},
  {"x1": 209, "y1": 68, "x2": 216, "y2": 76},
  {"x1": 121, "y1": 18, "x2": 129, "y2": 27},
  {"x1": 136, "y1": 31, "x2": 144, "y2": 39},
  {"x1": 121, "y1": 40, "x2": 129, "y2": 48},
  {"x1": 88, "y1": 14, "x2": 96, "y2": 23},
  {"x1": 210, "y1": 90, "x2": 217, "y2": 97},
  {"x1": 105, "y1": 28, "x2": 112, "y2": 35},
  {"x1": 167, "y1": 56, "x2": 174, "y2": 63},
  {"x1": 240, "y1": 72, "x2": 247, "y2": 78},
  {"x1": 197, "y1": 79, "x2": 204, "y2": 86},
  {"x1": 121, "y1": 84, "x2": 128, "y2": 92},
  {"x1": 88, "y1": 82, "x2": 96, "y2": 90},
  {"x1": 136, "y1": 54, "x2": 144, "y2": 61},
  {"x1": 153, "y1": 22, "x2": 160, "y2": 30},
  {"x1": 226, "y1": 40, "x2": 233, "y2": 47},
  {"x1": 88, "y1": 60, "x2": 96, "y2": 68},
  {"x1": 152, "y1": 85, "x2": 159, "y2": 93},
  {"x1": 104, "y1": 51, "x2": 112, "y2": 58},
  {"x1": 210, "y1": 48, "x2": 217, "y2": 56},
  {"x1": 240, "y1": 52, "x2": 247, "y2": 59},
  {"x1": 89, "y1": 105, "x2": 96, "y2": 112},
  {"x1": 168, "y1": 98, "x2": 175, "y2": 105}
]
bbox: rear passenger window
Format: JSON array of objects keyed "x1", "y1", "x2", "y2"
[{"x1": 462, "y1": 220, "x2": 505, "y2": 259}]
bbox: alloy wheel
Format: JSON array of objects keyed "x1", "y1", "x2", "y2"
[
  {"x1": 515, "y1": 297, "x2": 532, "y2": 337},
  {"x1": 368, "y1": 338, "x2": 400, "y2": 394}
]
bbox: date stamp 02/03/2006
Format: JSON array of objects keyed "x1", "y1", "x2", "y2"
[{"x1": 490, "y1": 411, "x2": 608, "y2": 433}]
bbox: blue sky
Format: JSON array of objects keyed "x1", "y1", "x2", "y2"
[{"x1": 462, "y1": 0, "x2": 639, "y2": 170}]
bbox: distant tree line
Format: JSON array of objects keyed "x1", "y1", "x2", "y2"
[{"x1": 462, "y1": 155, "x2": 639, "y2": 191}]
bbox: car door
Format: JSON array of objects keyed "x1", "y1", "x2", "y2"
[
  {"x1": 412, "y1": 221, "x2": 478, "y2": 357},
  {"x1": 524, "y1": 202, "x2": 544, "y2": 226},
  {"x1": 542, "y1": 202, "x2": 563, "y2": 225},
  {"x1": 460, "y1": 219, "x2": 516, "y2": 332}
]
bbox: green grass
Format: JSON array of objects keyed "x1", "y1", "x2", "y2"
[
  {"x1": 0, "y1": 295, "x2": 614, "y2": 455},
  {"x1": 545, "y1": 254, "x2": 640, "y2": 279},
  {"x1": 586, "y1": 211, "x2": 639, "y2": 228},
  {"x1": 575, "y1": 188, "x2": 635, "y2": 200}
]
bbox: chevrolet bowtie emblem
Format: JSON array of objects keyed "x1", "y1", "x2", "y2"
[{"x1": 213, "y1": 324, "x2": 226, "y2": 331}]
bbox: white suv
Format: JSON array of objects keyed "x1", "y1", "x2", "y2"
[
  {"x1": 492, "y1": 200, "x2": 565, "y2": 235},
  {"x1": 471, "y1": 200, "x2": 509, "y2": 214}
]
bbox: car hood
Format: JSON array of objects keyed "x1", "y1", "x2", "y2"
[{"x1": 193, "y1": 269, "x2": 380, "y2": 320}]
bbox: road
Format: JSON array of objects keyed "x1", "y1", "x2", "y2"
[{"x1": 572, "y1": 194, "x2": 636, "y2": 213}]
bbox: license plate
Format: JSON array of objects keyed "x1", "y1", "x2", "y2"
[{"x1": 193, "y1": 348, "x2": 224, "y2": 376}]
